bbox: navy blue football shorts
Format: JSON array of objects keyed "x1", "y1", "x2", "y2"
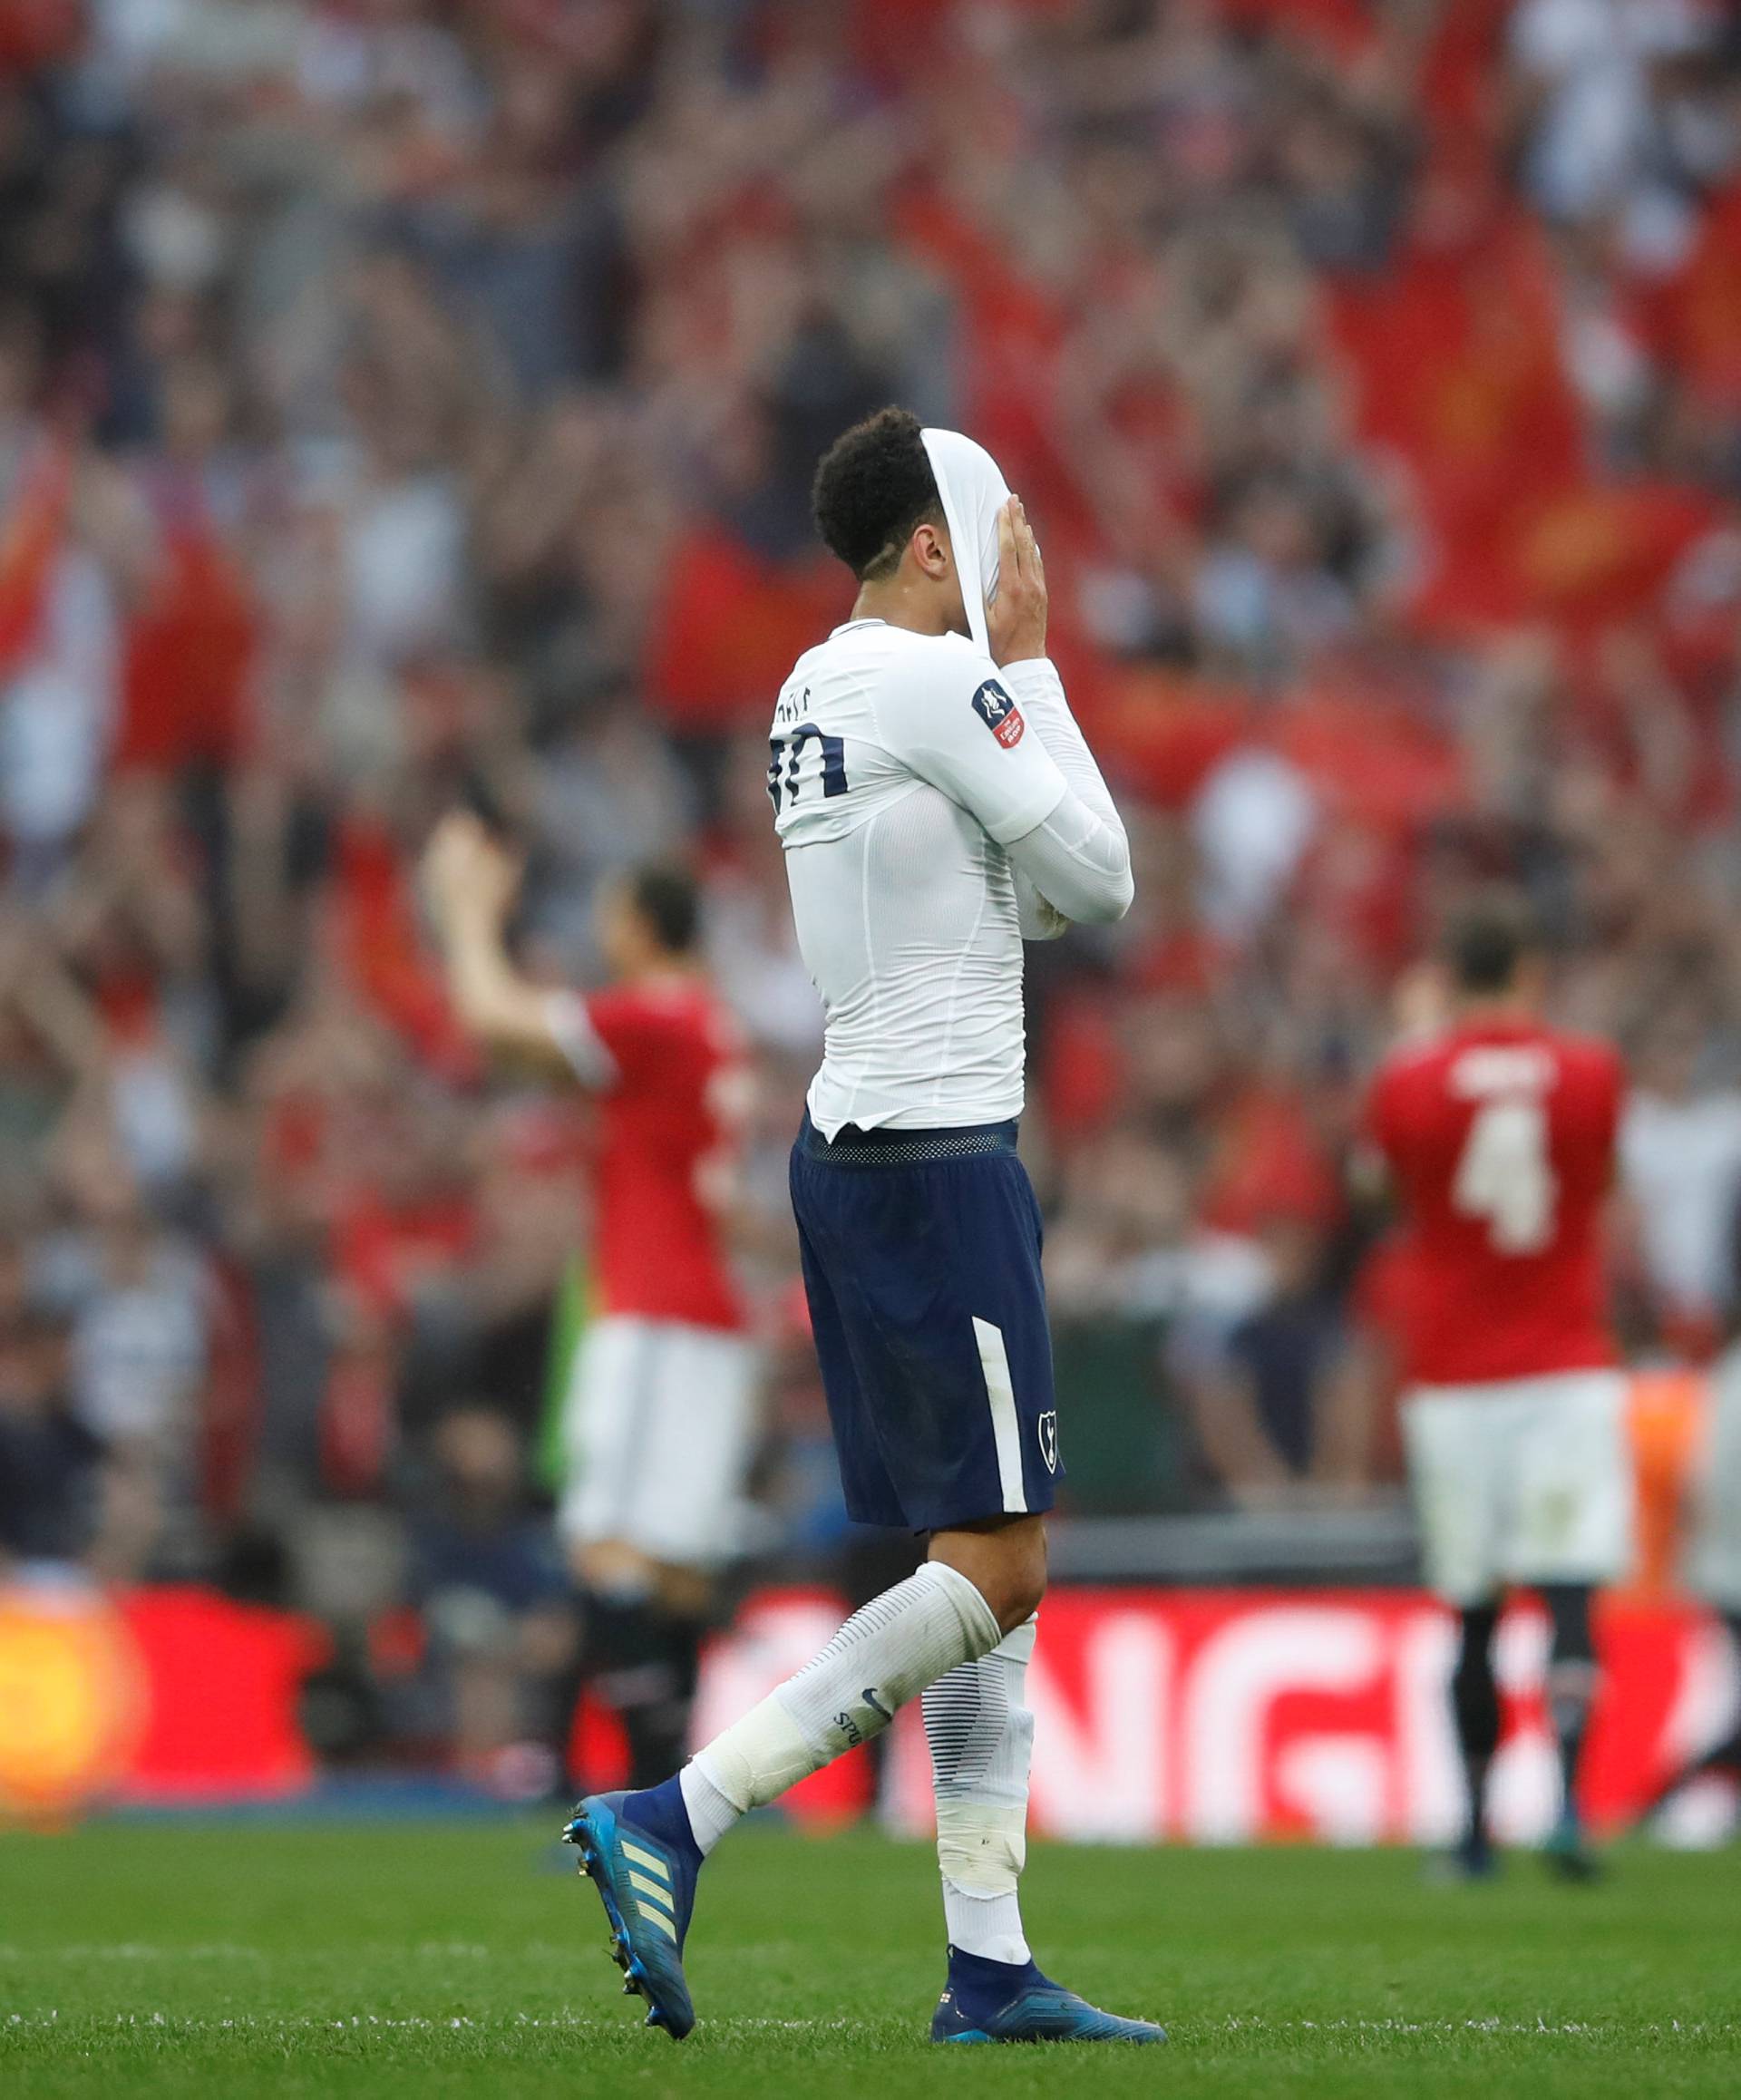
[{"x1": 789, "y1": 1112, "x2": 1062, "y2": 1532}]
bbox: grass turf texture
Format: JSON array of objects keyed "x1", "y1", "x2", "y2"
[{"x1": 2, "y1": 1823, "x2": 1737, "y2": 2096}]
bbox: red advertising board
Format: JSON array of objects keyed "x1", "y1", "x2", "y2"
[{"x1": 6, "y1": 1580, "x2": 1730, "y2": 1838}]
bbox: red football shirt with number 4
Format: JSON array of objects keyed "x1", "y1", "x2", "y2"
[{"x1": 1367, "y1": 1020, "x2": 1622, "y2": 1385}]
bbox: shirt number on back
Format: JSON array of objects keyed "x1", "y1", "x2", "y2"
[
  {"x1": 1452, "y1": 1098, "x2": 1557, "y2": 1253},
  {"x1": 767, "y1": 723, "x2": 848, "y2": 812}
]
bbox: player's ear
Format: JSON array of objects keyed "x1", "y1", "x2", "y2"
[{"x1": 910, "y1": 519, "x2": 951, "y2": 580}]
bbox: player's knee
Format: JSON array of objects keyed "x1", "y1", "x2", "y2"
[
  {"x1": 930, "y1": 1517, "x2": 1047, "y2": 1635},
  {"x1": 949, "y1": 1560, "x2": 1045, "y2": 1636},
  {"x1": 983, "y1": 1535, "x2": 1047, "y2": 1632}
]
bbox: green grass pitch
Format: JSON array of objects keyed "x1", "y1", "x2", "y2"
[{"x1": 2, "y1": 1821, "x2": 1737, "y2": 2096}]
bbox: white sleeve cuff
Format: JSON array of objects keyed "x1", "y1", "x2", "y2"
[
  {"x1": 997, "y1": 656, "x2": 1067, "y2": 709},
  {"x1": 542, "y1": 991, "x2": 618, "y2": 1087}
]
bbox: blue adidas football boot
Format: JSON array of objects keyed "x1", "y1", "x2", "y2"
[
  {"x1": 563, "y1": 1781, "x2": 702, "y2": 2039},
  {"x1": 930, "y1": 1947, "x2": 1167, "y2": 2045}
]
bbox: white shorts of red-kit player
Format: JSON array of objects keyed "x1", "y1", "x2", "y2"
[
  {"x1": 1401, "y1": 1369, "x2": 1632, "y2": 1607},
  {"x1": 557, "y1": 1316, "x2": 761, "y2": 1570}
]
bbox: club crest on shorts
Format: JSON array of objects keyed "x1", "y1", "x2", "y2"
[
  {"x1": 970, "y1": 678, "x2": 1026, "y2": 748},
  {"x1": 1037, "y1": 1410, "x2": 1059, "y2": 1473}
]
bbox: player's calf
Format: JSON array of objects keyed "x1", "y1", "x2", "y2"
[
  {"x1": 1539, "y1": 1581, "x2": 1604, "y2": 1880},
  {"x1": 1444, "y1": 1601, "x2": 1501, "y2": 1877}
]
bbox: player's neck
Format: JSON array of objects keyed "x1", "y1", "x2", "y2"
[
  {"x1": 623, "y1": 957, "x2": 696, "y2": 989},
  {"x1": 1453, "y1": 993, "x2": 1539, "y2": 1030},
  {"x1": 851, "y1": 576, "x2": 957, "y2": 638}
]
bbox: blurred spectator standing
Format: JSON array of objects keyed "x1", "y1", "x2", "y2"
[
  {"x1": 1621, "y1": 1005, "x2": 1741, "y2": 1351},
  {"x1": 401, "y1": 1405, "x2": 571, "y2": 1794},
  {"x1": 0, "y1": 1288, "x2": 104, "y2": 1576},
  {"x1": 1175, "y1": 1209, "x2": 1372, "y2": 1506}
]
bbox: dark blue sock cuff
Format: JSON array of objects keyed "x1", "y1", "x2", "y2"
[
  {"x1": 946, "y1": 1946, "x2": 1042, "y2": 1996},
  {"x1": 627, "y1": 1774, "x2": 704, "y2": 1872}
]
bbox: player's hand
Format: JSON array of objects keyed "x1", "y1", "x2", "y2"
[
  {"x1": 423, "y1": 810, "x2": 522, "y2": 932},
  {"x1": 987, "y1": 495, "x2": 1046, "y2": 667}
]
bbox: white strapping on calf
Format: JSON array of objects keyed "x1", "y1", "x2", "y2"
[{"x1": 926, "y1": 1614, "x2": 1038, "y2": 1910}]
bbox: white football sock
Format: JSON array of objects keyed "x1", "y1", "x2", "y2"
[
  {"x1": 681, "y1": 1560, "x2": 1001, "y2": 1855},
  {"x1": 924, "y1": 1613, "x2": 1036, "y2": 1966}
]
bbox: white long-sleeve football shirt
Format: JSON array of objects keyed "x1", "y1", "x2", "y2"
[{"x1": 769, "y1": 617, "x2": 1131, "y2": 1138}]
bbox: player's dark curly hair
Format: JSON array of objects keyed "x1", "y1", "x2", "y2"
[
  {"x1": 811, "y1": 406, "x2": 943, "y2": 581},
  {"x1": 1442, "y1": 885, "x2": 1542, "y2": 994}
]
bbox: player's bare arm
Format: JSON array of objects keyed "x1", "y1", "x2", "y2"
[{"x1": 422, "y1": 811, "x2": 576, "y2": 1078}]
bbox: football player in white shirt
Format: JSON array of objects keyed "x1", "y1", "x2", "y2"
[{"x1": 562, "y1": 409, "x2": 1160, "y2": 2046}]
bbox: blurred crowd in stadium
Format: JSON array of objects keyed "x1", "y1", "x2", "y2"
[{"x1": 5, "y1": 0, "x2": 1741, "y2": 1772}]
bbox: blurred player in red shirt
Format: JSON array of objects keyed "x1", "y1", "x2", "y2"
[
  {"x1": 423, "y1": 812, "x2": 755, "y2": 1790},
  {"x1": 1367, "y1": 890, "x2": 1628, "y2": 1880}
]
